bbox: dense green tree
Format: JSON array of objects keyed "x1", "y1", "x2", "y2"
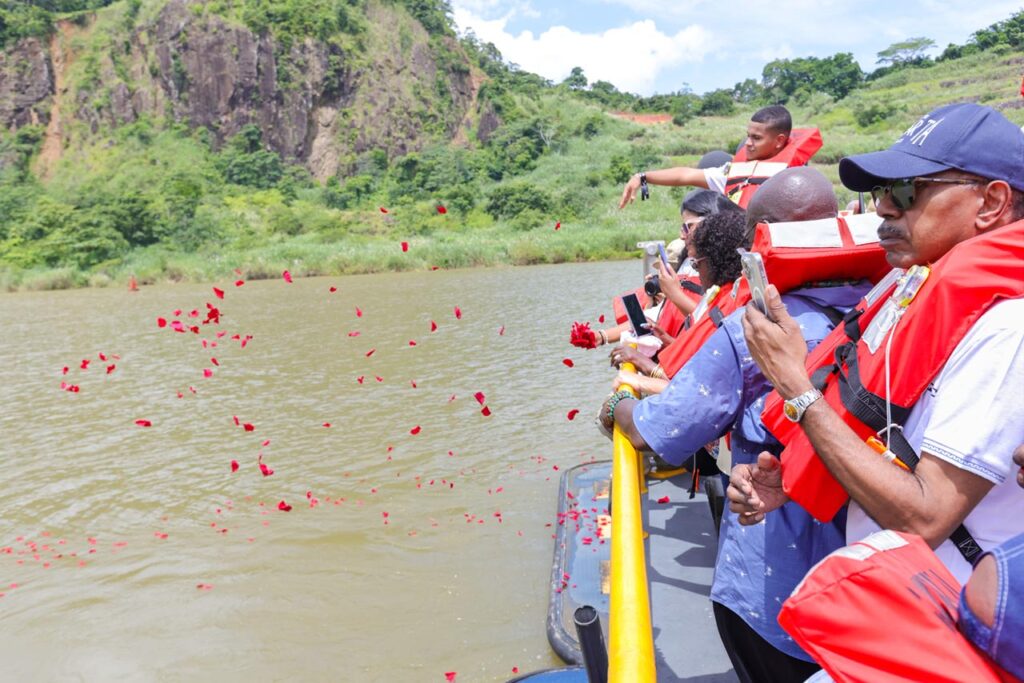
[
  {"x1": 762, "y1": 53, "x2": 863, "y2": 103},
  {"x1": 698, "y1": 88, "x2": 736, "y2": 116},
  {"x1": 563, "y1": 66, "x2": 588, "y2": 91}
]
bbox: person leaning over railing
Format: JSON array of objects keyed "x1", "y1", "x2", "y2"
[
  {"x1": 597, "y1": 170, "x2": 869, "y2": 683},
  {"x1": 731, "y1": 103, "x2": 1024, "y2": 589}
]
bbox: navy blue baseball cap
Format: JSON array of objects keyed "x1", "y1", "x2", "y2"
[{"x1": 839, "y1": 103, "x2": 1024, "y2": 192}]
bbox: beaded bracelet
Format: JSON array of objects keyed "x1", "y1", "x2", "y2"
[
  {"x1": 606, "y1": 389, "x2": 635, "y2": 422},
  {"x1": 598, "y1": 329, "x2": 608, "y2": 345}
]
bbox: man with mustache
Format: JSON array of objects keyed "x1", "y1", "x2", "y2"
[{"x1": 730, "y1": 103, "x2": 1024, "y2": 588}]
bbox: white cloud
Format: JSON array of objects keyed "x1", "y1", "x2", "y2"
[{"x1": 452, "y1": 9, "x2": 714, "y2": 95}]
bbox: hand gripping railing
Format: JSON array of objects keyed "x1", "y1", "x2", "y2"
[{"x1": 607, "y1": 362, "x2": 656, "y2": 682}]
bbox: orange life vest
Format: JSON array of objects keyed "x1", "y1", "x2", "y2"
[
  {"x1": 779, "y1": 530, "x2": 1011, "y2": 683},
  {"x1": 761, "y1": 219, "x2": 1024, "y2": 523},
  {"x1": 724, "y1": 128, "x2": 823, "y2": 208},
  {"x1": 659, "y1": 283, "x2": 742, "y2": 378},
  {"x1": 659, "y1": 215, "x2": 890, "y2": 378}
]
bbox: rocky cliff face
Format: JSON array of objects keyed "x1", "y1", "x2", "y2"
[{"x1": 0, "y1": 0, "x2": 479, "y2": 181}]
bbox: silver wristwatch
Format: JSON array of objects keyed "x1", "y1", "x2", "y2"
[{"x1": 783, "y1": 388, "x2": 823, "y2": 423}]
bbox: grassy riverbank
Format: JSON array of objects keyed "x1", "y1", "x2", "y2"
[{"x1": 2, "y1": 6, "x2": 1022, "y2": 292}]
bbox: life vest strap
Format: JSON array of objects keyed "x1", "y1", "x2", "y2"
[
  {"x1": 680, "y1": 280, "x2": 705, "y2": 295},
  {"x1": 708, "y1": 306, "x2": 724, "y2": 328}
]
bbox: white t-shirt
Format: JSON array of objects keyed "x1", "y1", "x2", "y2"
[
  {"x1": 703, "y1": 164, "x2": 728, "y2": 194},
  {"x1": 846, "y1": 298, "x2": 1024, "y2": 584}
]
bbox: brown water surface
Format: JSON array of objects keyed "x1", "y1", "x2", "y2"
[{"x1": 0, "y1": 260, "x2": 638, "y2": 681}]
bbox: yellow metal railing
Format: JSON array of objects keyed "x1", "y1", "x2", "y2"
[{"x1": 608, "y1": 361, "x2": 656, "y2": 682}]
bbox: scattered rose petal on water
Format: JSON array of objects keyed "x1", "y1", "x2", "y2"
[
  {"x1": 410, "y1": 380, "x2": 417, "y2": 388},
  {"x1": 436, "y1": 205, "x2": 447, "y2": 215},
  {"x1": 173, "y1": 309, "x2": 182, "y2": 316},
  {"x1": 157, "y1": 317, "x2": 167, "y2": 328},
  {"x1": 365, "y1": 348, "x2": 376, "y2": 357},
  {"x1": 401, "y1": 241, "x2": 409, "y2": 252},
  {"x1": 98, "y1": 352, "x2": 107, "y2": 361},
  {"x1": 61, "y1": 366, "x2": 69, "y2": 375},
  {"x1": 235, "y1": 279, "x2": 245, "y2": 287},
  {"x1": 408, "y1": 340, "x2": 417, "y2": 346},
  {"x1": 481, "y1": 406, "x2": 492, "y2": 417},
  {"x1": 261, "y1": 440, "x2": 270, "y2": 447},
  {"x1": 498, "y1": 325, "x2": 505, "y2": 336},
  {"x1": 282, "y1": 270, "x2": 293, "y2": 283},
  {"x1": 379, "y1": 207, "x2": 389, "y2": 214},
  {"x1": 430, "y1": 321, "x2": 437, "y2": 332},
  {"x1": 230, "y1": 460, "x2": 239, "y2": 473},
  {"x1": 154, "y1": 532, "x2": 168, "y2": 540},
  {"x1": 259, "y1": 463, "x2": 274, "y2": 477},
  {"x1": 657, "y1": 496, "x2": 671, "y2": 504},
  {"x1": 213, "y1": 287, "x2": 224, "y2": 299},
  {"x1": 348, "y1": 331, "x2": 360, "y2": 337},
  {"x1": 375, "y1": 376, "x2": 383, "y2": 383},
  {"x1": 232, "y1": 415, "x2": 240, "y2": 426},
  {"x1": 562, "y1": 358, "x2": 575, "y2": 368},
  {"x1": 277, "y1": 501, "x2": 292, "y2": 512},
  {"x1": 474, "y1": 392, "x2": 486, "y2": 405},
  {"x1": 170, "y1": 321, "x2": 185, "y2": 333},
  {"x1": 357, "y1": 376, "x2": 365, "y2": 384},
  {"x1": 453, "y1": 306, "x2": 462, "y2": 320},
  {"x1": 210, "y1": 358, "x2": 219, "y2": 366},
  {"x1": 203, "y1": 369, "x2": 213, "y2": 378},
  {"x1": 410, "y1": 426, "x2": 421, "y2": 435},
  {"x1": 448, "y1": 394, "x2": 456, "y2": 402},
  {"x1": 106, "y1": 364, "x2": 116, "y2": 374},
  {"x1": 445, "y1": 672, "x2": 456, "y2": 682},
  {"x1": 243, "y1": 423, "x2": 255, "y2": 432},
  {"x1": 196, "y1": 583, "x2": 214, "y2": 591},
  {"x1": 355, "y1": 307, "x2": 363, "y2": 318},
  {"x1": 329, "y1": 286, "x2": 337, "y2": 293},
  {"x1": 567, "y1": 409, "x2": 580, "y2": 421},
  {"x1": 80, "y1": 359, "x2": 90, "y2": 370},
  {"x1": 322, "y1": 422, "x2": 331, "y2": 428},
  {"x1": 135, "y1": 419, "x2": 152, "y2": 427},
  {"x1": 512, "y1": 667, "x2": 519, "y2": 674}
]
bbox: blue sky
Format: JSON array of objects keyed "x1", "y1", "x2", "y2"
[{"x1": 451, "y1": 0, "x2": 1024, "y2": 96}]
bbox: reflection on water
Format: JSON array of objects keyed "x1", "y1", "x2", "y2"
[{"x1": 0, "y1": 260, "x2": 638, "y2": 681}]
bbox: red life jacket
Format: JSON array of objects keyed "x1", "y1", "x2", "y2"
[
  {"x1": 724, "y1": 128, "x2": 823, "y2": 208},
  {"x1": 779, "y1": 530, "x2": 1010, "y2": 683},
  {"x1": 659, "y1": 215, "x2": 890, "y2": 378},
  {"x1": 761, "y1": 219, "x2": 1024, "y2": 523},
  {"x1": 659, "y1": 283, "x2": 741, "y2": 378}
]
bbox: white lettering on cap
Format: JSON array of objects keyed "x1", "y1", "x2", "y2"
[{"x1": 901, "y1": 117, "x2": 944, "y2": 147}]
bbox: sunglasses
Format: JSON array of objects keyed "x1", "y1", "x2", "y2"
[
  {"x1": 681, "y1": 217, "x2": 704, "y2": 237},
  {"x1": 870, "y1": 177, "x2": 981, "y2": 210}
]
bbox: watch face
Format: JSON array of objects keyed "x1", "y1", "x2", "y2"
[{"x1": 784, "y1": 402, "x2": 799, "y2": 421}]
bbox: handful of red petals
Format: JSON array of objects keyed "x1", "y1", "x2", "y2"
[{"x1": 569, "y1": 321, "x2": 599, "y2": 350}]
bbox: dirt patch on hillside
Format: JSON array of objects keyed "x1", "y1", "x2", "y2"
[
  {"x1": 609, "y1": 112, "x2": 673, "y2": 125},
  {"x1": 34, "y1": 19, "x2": 85, "y2": 179}
]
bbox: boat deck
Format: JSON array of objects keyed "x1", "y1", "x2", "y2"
[{"x1": 548, "y1": 461, "x2": 737, "y2": 682}]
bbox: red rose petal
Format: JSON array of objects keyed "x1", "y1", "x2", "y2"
[
  {"x1": 277, "y1": 501, "x2": 292, "y2": 512},
  {"x1": 355, "y1": 307, "x2": 363, "y2": 318},
  {"x1": 157, "y1": 317, "x2": 167, "y2": 328},
  {"x1": 213, "y1": 287, "x2": 224, "y2": 299},
  {"x1": 61, "y1": 366, "x2": 69, "y2": 375},
  {"x1": 210, "y1": 357, "x2": 219, "y2": 366},
  {"x1": 80, "y1": 359, "x2": 90, "y2": 370},
  {"x1": 598, "y1": 314, "x2": 606, "y2": 323},
  {"x1": 322, "y1": 422, "x2": 331, "y2": 428},
  {"x1": 436, "y1": 205, "x2": 447, "y2": 214},
  {"x1": 243, "y1": 423, "x2": 255, "y2": 432},
  {"x1": 135, "y1": 419, "x2": 152, "y2": 427},
  {"x1": 232, "y1": 415, "x2": 240, "y2": 426},
  {"x1": 410, "y1": 380, "x2": 417, "y2": 388},
  {"x1": 106, "y1": 364, "x2": 116, "y2": 374},
  {"x1": 203, "y1": 368, "x2": 213, "y2": 378},
  {"x1": 329, "y1": 286, "x2": 337, "y2": 293},
  {"x1": 196, "y1": 583, "x2": 214, "y2": 590},
  {"x1": 348, "y1": 331, "x2": 360, "y2": 337},
  {"x1": 401, "y1": 241, "x2": 409, "y2": 252},
  {"x1": 259, "y1": 463, "x2": 274, "y2": 477},
  {"x1": 230, "y1": 460, "x2": 239, "y2": 472},
  {"x1": 173, "y1": 309, "x2": 182, "y2": 316},
  {"x1": 365, "y1": 348, "x2": 376, "y2": 357},
  {"x1": 555, "y1": 221, "x2": 561, "y2": 230},
  {"x1": 235, "y1": 279, "x2": 245, "y2": 287},
  {"x1": 357, "y1": 376, "x2": 365, "y2": 384},
  {"x1": 410, "y1": 426, "x2": 421, "y2": 435},
  {"x1": 408, "y1": 340, "x2": 417, "y2": 346},
  {"x1": 430, "y1": 320, "x2": 437, "y2": 332},
  {"x1": 498, "y1": 325, "x2": 505, "y2": 335},
  {"x1": 453, "y1": 306, "x2": 462, "y2": 320},
  {"x1": 375, "y1": 375, "x2": 383, "y2": 382},
  {"x1": 261, "y1": 440, "x2": 270, "y2": 447},
  {"x1": 445, "y1": 672, "x2": 456, "y2": 682},
  {"x1": 282, "y1": 270, "x2": 292, "y2": 283},
  {"x1": 474, "y1": 392, "x2": 486, "y2": 405},
  {"x1": 657, "y1": 496, "x2": 671, "y2": 504},
  {"x1": 379, "y1": 206, "x2": 389, "y2": 214},
  {"x1": 567, "y1": 409, "x2": 580, "y2": 421},
  {"x1": 481, "y1": 406, "x2": 492, "y2": 417},
  {"x1": 562, "y1": 358, "x2": 574, "y2": 368}
]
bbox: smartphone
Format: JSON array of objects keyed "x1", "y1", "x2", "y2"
[
  {"x1": 621, "y1": 292, "x2": 651, "y2": 336},
  {"x1": 738, "y1": 249, "x2": 771, "y2": 319},
  {"x1": 657, "y1": 242, "x2": 670, "y2": 268}
]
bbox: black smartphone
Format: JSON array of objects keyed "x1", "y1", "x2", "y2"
[{"x1": 621, "y1": 292, "x2": 650, "y2": 336}]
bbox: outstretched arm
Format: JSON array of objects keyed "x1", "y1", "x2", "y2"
[{"x1": 619, "y1": 167, "x2": 710, "y2": 208}]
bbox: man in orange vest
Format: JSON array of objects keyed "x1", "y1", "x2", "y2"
[
  {"x1": 730, "y1": 103, "x2": 1024, "y2": 587},
  {"x1": 618, "y1": 106, "x2": 812, "y2": 209}
]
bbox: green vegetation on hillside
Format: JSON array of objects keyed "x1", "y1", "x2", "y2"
[{"x1": 1, "y1": 3, "x2": 1023, "y2": 291}]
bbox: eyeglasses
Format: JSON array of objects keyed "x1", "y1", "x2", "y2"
[
  {"x1": 870, "y1": 177, "x2": 982, "y2": 210},
  {"x1": 689, "y1": 256, "x2": 706, "y2": 266},
  {"x1": 681, "y1": 217, "x2": 704, "y2": 237}
]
